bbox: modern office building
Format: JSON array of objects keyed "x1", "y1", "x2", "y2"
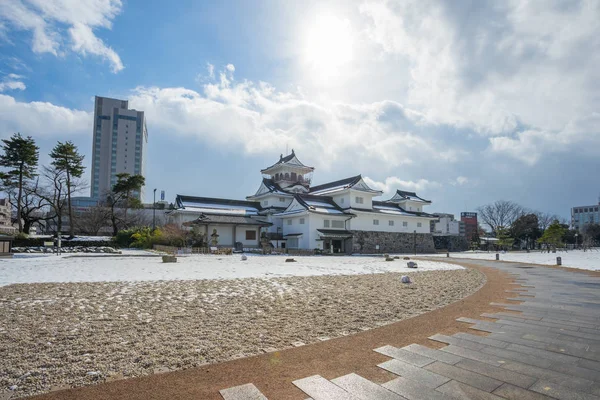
[
  {"x1": 430, "y1": 213, "x2": 462, "y2": 236},
  {"x1": 91, "y1": 96, "x2": 148, "y2": 201},
  {"x1": 571, "y1": 202, "x2": 600, "y2": 231},
  {"x1": 461, "y1": 212, "x2": 478, "y2": 242}
]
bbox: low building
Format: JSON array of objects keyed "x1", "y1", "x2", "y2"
[
  {"x1": 168, "y1": 151, "x2": 437, "y2": 253},
  {"x1": 430, "y1": 213, "x2": 462, "y2": 236},
  {"x1": 0, "y1": 198, "x2": 16, "y2": 234},
  {"x1": 571, "y1": 202, "x2": 600, "y2": 231}
]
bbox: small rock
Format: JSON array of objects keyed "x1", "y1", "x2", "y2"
[
  {"x1": 407, "y1": 261, "x2": 418, "y2": 268},
  {"x1": 401, "y1": 275, "x2": 411, "y2": 284},
  {"x1": 86, "y1": 371, "x2": 100, "y2": 376},
  {"x1": 241, "y1": 255, "x2": 247, "y2": 261},
  {"x1": 285, "y1": 258, "x2": 296, "y2": 262},
  {"x1": 9, "y1": 385, "x2": 18, "y2": 390},
  {"x1": 162, "y1": 255, "x2": 177, "y2": 263},
  {"x1": 403, "y1": 256, "x2": 410, "y2": 260},
  {"x1": 385, "y1": 257, "x2": 394, "y2": 261}
]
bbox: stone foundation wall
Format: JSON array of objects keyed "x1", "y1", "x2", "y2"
[
  {"x1": 433, "y1": 235, "x2": 469, "y2": 252},
  {"x1": 349, "y1": 231, "x2": 435, "y2": 254}
]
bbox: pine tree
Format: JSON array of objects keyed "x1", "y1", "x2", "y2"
[
  {"x1": 107, "y1": 173, "x2": 145, "y2": 236},
  {"x1": 50, "y1": 141, "x2": 85, "y2": 237},
  {"x1": 0, "y1": 133, "x2": 39, "y2": 233}
]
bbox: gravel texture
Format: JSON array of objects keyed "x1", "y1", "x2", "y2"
[{"x1": 0, "y1": 268, "x2": 484, "y2": 398}]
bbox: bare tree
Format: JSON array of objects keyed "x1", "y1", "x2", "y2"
[
  {"x1": 6, "y1": 178, "x2": 54, "y2": 234},
  {"x1": 477, "y1": 200, "x2": 526, "y2": 235},
  {"x1": 534, "y1": 211, "x2": 559, "y2": 232},
  {"x1": 74, "y1": 205, "x2": 112, "y2": 236}
]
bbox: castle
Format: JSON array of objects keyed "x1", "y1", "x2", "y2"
[{"x1": 168, "y1": 151, "x2": 436, "y2": 253}]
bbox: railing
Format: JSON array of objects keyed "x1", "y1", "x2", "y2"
[{"x1": 153, "y1": 244, "x2": 233, "y2": 255}]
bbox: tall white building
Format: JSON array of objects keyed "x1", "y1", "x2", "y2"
[
  {"x1": 571, "y1": 202, "x2": 600, "y2": 231},
  {"x1": 91, "y1": 96, "x2": 148, "y2": 201}
]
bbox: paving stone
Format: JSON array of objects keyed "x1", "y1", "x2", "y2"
[
  {"x1": 378, "y1": 359, "x2": 450, "y2": 389},
  {"x1": 492, "y1": 383, "x2": 553, "y2": 400},
  {"x1": 504, "y1": 343, "x2": 581, "y2": 364},
  {"x1": 454, "y1": 358, "x2": 538, "y2": 389},
  {"x1": 480, "y1": 345, "x2": 554, "y2": 369},
  {"x1": 578, "y1": 358, "x2": 600, "y2": 372},
  {"x1": 292, "y1": 375, "x2": 360, "y2": 400},
  {"x1": 331, "y1": 373, "x2": 404, "y2": 400},
  {"x1": 382, "y1": 376, "x2": 455, "y2": 400},
  {"x1": 435, "y1": 380, "x2": 505, "y2": 400},
  {"x1": 374, "y1": 345, "x2": 436, "y2": 367},
  {"x1": 502, "y1": 360, "x2": 600, "y2": 396},
  {"x1": 424, "y1": 361, "x2": 503, "y2": 392},
  {"x1": 219, "y1": 383, "x2": 268, "y2": 400},
  {"x1": 452, "y1": 332, "x2": 510, "y2": 349},
  {"x1": 529, "y1": 380, "x2": 600, "y2": 400},
  {"x1": 429, "y1": 334, "x2": 486, "y2": 351},
  {"x1": 440, "y1": 345, "x2": 506, "y2": 367},
  {"x1": 401, "y1": 344, "x2": 463, "y2": 365}
]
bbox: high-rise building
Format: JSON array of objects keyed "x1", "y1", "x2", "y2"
[
  {"x1": 571, "y1": 202, "x2": 600, "y2": 231},
  {"x1": 91, "y1": 96, "x2": 147, "y2": 201},
  {"x1": 461, "y1": 212, "x2": 478, "y2": 242}
]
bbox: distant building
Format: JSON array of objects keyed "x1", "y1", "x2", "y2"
[
  {"x1": 461, "y1": 212, "x2": 478, "y2": 241},
  {"x1": 571, "y1": 202, "x2": 600, "y2": 231},
  {"x1": 0, "y1": 198, "x2": 16, "y2": 234},
  {"x1": 430, "y1": 213, "x2": 462, "y2": 236},
  {"x1": 91, "y1": 96, "x2": 148, "y2": 201}
]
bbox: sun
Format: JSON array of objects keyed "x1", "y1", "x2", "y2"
[{"x1": 302, "y1": 14, "x2": 354, "y2": 80}]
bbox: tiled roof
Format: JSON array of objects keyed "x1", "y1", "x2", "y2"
[
  {"x1": 182, "y1": 214, "x2": 271, "y2": 226},
  {"x1": 388, "y1": 189, "x2": 431, "y2": 203},
  {"x1": 261, "y1": 150, "x2": 314, "y2": 172},
  {"x1": 309, "y1": 175, "x2": 362, "y2": 194},
  {"x1": 175, "y1": 195, "x2": 262, "y2": 215}
]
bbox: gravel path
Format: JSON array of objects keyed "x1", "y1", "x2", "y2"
[{"x1": 0, "y1": 268, "x2": 484, "y2": 398}]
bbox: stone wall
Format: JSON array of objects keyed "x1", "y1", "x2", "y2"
[
  {"x1": 433, "y1": 235, "x2": 469, "y2": 252},
  {"x1": 349, "y1": 231, "x2": 435, "y2": 254}
]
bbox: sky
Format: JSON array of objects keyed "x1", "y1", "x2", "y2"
[{"x1": 0, "y1": 0, "x2": 599, "y2": 220}]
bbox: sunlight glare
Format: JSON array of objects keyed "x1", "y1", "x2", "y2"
[{"x1": 303, "y1": 14, "x2": 354, "y2": 80}]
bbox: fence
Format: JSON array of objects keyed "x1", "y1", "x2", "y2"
[{"x1": 152, "y1": 244, "x2": 233, "y2": 255}]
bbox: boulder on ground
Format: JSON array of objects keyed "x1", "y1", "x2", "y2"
[
  {"x1": 407, "y1": 261, "x2": 418, "y2": 268},
  {"x1": 403, "y1": 257, "x2": 410, "y2": 260},
  {"x1": 401, "y1": 275, "x2": 411, "y2": 284},
  {"x1": 285, "y1": 258, "x2": 296, "y2": 262},
  {"x1": 394, "y1": 256, "x2": 400, "y2": 259},
  {"x1": 385, "y1": 257, "x2": 395, "y2": 261},
  {"x1": 162, "y1": 255, "x2": 177, "y2": 263},
  {"x1": 241, "y1": 255, "x2": 247, "y2": 261}
]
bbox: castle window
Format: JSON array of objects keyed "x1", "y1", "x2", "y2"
[
  {"x1": 324, "y1": 220, "x2": 330, "y2": 228},
  {"x1": 291, "y1": 172, "x2": 297, "y2": 181}
]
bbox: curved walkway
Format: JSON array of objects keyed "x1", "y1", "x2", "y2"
[{"x1": 30, "y1": 259, "x2": 600, "y2": 399}]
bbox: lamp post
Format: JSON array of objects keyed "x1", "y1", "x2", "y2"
[
  {"x1": 153, "y1": 188, "x2": 157, "y2": 231},
  {"x1": 575, "y1": 232, "x2": 578, "y2": 249},
  {"x1": 276, "y1": 226, "x2": 281, "y2": 249}
]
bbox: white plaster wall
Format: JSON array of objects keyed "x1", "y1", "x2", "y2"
[
  {"x1": 434, "y1": 216, "x2": 460, "y2": 235},
  {"x1": 235, "y1": 227, "x2": 260, "y2": 247},
  {"x1": 331, "y1": 193, "x2": 350, "y2": 208},
  {"x1": 281, "y1": 213, "x2": 310, "y2": 248},
  {"x1": 349, "y1": 189, "x2": 374, "y2": 209},
  {"x1": 259, "y1": 195, "x2": 291, "y2": 208},
  {"x1": 348, "y1": 212, "x2": 431, "y2": 233},
  {"x1": 208, "y1": 225, "x2": 234, "y2": 246}
]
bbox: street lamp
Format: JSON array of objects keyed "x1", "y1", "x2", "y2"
[
  {"x1": 575, "y1": 233, "x2": 578, "y2": 249},
  {"x1": 153, "y1": 188, "x2": 157, "y2": 230}
]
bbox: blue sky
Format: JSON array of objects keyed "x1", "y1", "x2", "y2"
[{"x1": 1, "y1": 0, "x2": 599, "y2": 220}]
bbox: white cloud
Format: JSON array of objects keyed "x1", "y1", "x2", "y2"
[
  {"x1": 359, "y1": 0, "x2": 600, "y2": 136},
  {"x1": 0, "y1": 0, "x2": 124, "y2": 72},
  {"x1": 489, "y1": 113, "x2": 600, "y2": 165},
  {"x1": 0, "y1": 94, "x2": 90, "y2": 136},
  {"x1": 128, "y1": 65, "x2": 464, "y2": 174},
  {"x1": 449, "y1": 176, "x2": 468, "y2": 186},
  {"x1": 363, "y1": 176, "x2": 440, "y2": 199},
  {"x1": 226, "y1": 63, "x2": 235, "y2": 72},
  {"x1": 0, "y1": 77, "x2": 26, "y2": 92},
  {"x1": 207, "y1": 63, "x2": 215, "y2": 79}
]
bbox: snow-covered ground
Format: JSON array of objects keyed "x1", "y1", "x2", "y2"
[
  {"x1": 0, "y1": 252, "x2": 461, "y2": 286},
  {"x1": 424, "y1": 250, "x2": 600, "y2": 271}
]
